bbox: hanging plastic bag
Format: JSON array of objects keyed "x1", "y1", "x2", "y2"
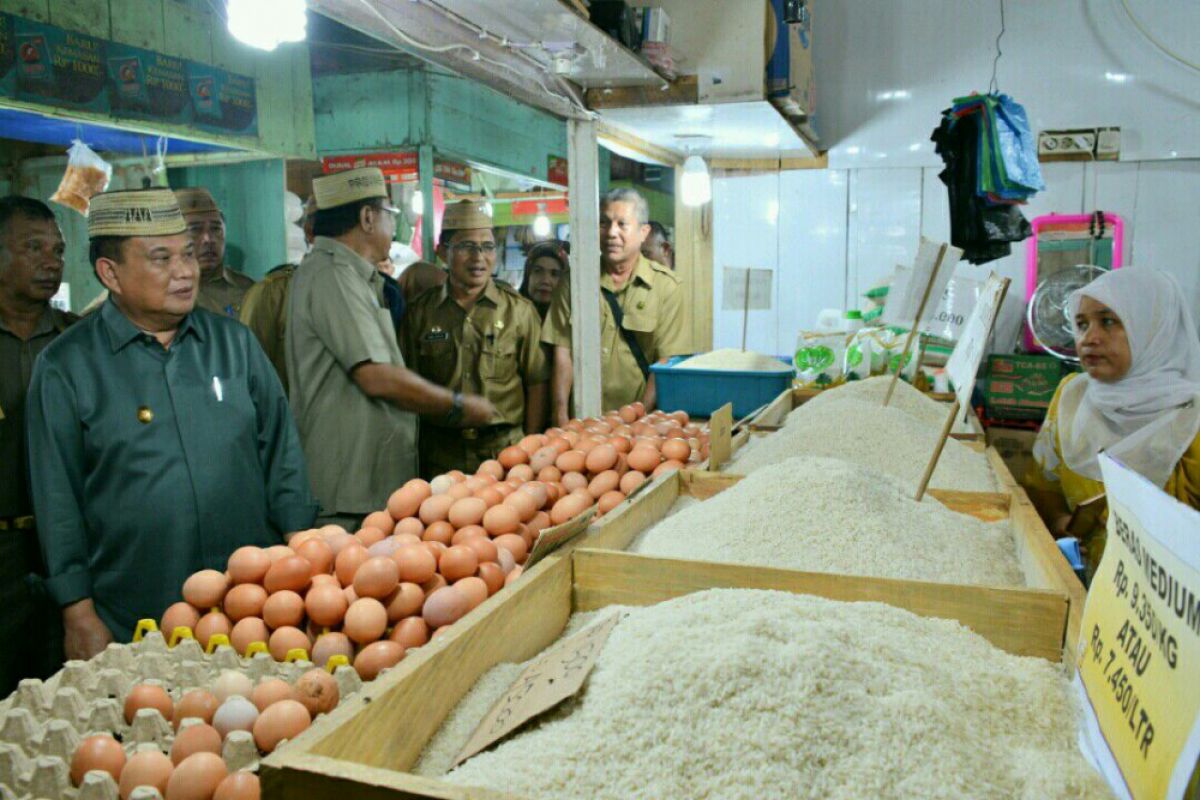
[
  {"x1": 50, "y1": 140, "x2": 112, "y2": 215},
  {"x1": 994, "y1": 94, "x2": 1044, "y2": 194}
]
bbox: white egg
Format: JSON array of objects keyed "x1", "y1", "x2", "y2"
[
  {"x1": 212, "y1": 670, "x2": 254, "y2": 703},
  {"x1": 430, "y1": 474, "x2": 454, "y2": 495},
  {"x1": 212, "y1": 695, "x2": 259, "y2": 739}
]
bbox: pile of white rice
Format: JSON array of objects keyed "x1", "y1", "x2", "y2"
[
  {"x1": 633, "y1": 456, "x2": 1022, "y2": 586},
  {"x1": 675, "y1": 348, "x2": 792, "y2": 372},
  {"x1": 425, "y1": 590, "x2": 1111, "y2": 800},
  {"x1": 803, "y1": 375, "x2": 957, "y2": 430}
]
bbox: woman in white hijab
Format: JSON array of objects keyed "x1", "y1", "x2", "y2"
[{"x1": 1026, "y1": 267, "x2": 1200, "y2": 573}]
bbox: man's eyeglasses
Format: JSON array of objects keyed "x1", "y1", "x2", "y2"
[{"x1": 449, "y1": 242, "x2": 498, "y2": 256}]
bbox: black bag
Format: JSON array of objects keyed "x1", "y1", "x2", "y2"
[{"x1": 601, "y1": 288, "x2": 651, "y2": 378}]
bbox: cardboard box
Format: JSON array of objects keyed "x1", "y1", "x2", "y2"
[
  {"x1": 985, "y1": 354, "x2": 1067, "y2": 422},
  {"x1": 987, "y1": 426, "x2": 1040, "y2": 486},
  {"x1": 766, "y1": 0, "x2": 817, "y2": 141}
]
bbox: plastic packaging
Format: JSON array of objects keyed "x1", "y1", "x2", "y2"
[
  {"x1": 843, "y1": 310, "x2": 864, "y2": 333},
  {"x1": 50, "y1": 140, "x2": 112, "y2": 215},
  {"x1": 795, "y1": 331, "x2": 846, "y2": 387}
]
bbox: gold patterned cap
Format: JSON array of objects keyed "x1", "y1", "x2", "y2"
[
  {"x1": 87, "y1": 189, "x2": 187, "y2": 238},
  {"x1": 312, "y1": 167, "x2": 388, "y2": 210},
  {"x1": 175, "y1": 186, "x2": 220, "y2": 216},
  {"x1": 441, "y1": 199, "x2": 493, "y2": 231}
]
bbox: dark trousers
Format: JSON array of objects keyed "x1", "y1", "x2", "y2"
[{"x1": 0, "y1": 528, "x2": 64, "y2": 694}]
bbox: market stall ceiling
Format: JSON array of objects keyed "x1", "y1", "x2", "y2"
[
  {"x1": 0, "y1": 108, "x2": 233, "y2": 155},
  {"x1": 601, "y1": 101, "x2": 814, "y2": 160}
]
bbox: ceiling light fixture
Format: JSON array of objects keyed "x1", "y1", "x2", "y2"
[
  {"x1": 532, "y1": 202, "x2": 552, "y2": 237},
  {"x1": 410, "y1": 189, "x2": 424, "y2": 216},
  {"x1": 227, "y1": 0, "x2": 307, "y2": 51},
  {"x1": 680, "y1": 155, "x2": 711, "y2": 207}
]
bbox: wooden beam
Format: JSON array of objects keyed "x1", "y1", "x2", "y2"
[
  {"x1": 597, "y1": 122, "x2": 683, "y2": 166},
  {"x1": 586, "y1": 75, "x2": 699, "y2": 109},
  {"x1": 568, "y1": 119, "x2": 602, "y2": 418},
  {"x1": 710, "y1": 153, "x2": 829, "y2": 172}
]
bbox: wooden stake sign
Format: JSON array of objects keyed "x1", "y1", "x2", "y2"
[
  {"x1": 884, "y1": 243, "x2": 949, "y2": 406},
  {"x1": 706, "y1": 403, "x2": 733, "y2": 471}
]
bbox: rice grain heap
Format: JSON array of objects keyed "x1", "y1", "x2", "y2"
[
  {"x1": 675, "y1": 348, "x2": 792, "y2": 372},
  {"x1": 436, "y1": 590, "x2": 1111, "y2": 800},
  {"x1": 634, "y1": 455, "x2": 1022, "y2": 586}
]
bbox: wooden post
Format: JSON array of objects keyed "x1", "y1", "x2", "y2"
[
  {"x1": 568, "y1": 119, "x2": 602, "y2": 418},
  {"x1": 883, "y1": 243, "x2": 948, "y2": 407},
  {"x1": 914, "y1": 400, "x2": 960, "y2": 502},
  {"x1": 417, "y1": 144, "x2": 435, "y2": 261}
]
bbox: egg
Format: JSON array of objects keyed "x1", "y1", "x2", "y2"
[
  {"x1": 125, "y1": 684, "x2": 174, "y2": 724},
  {"x1": 423, "y1": 541, "x2": 448, "y2": 561},
  {"x1": 223, "y1": 584, "x2": 267, "y2": 622},
  {"x1": 343, "y1": 598, "x2": 388, "y2": 644},
  {"x1": 268, "y1": 626, "x2": 311, "y2": 661},
  {"x1": 294, "y1": 538, "x2": 334, "y2": 575},
  {"x1": 528, "y1": 511, "x2": 552, "y2": 534},
  {"x1": 212, "y1": 696, "x2": 258, "y2": 740},
  {"x1": 619, "y1": 470, "x2": 646, "y2": 495},
  {"x1": 173, "y1": 689, "x2": 219, "y2": 729},
  {"x1": 661, "y1": 438, "x2": 691, "y2": 462},
  {"x1": 393, "y1": 516, "x2": 425, "y2": 538},
  {"x1": 361, "y1": 510, "x2": 394, "y2": 535},
  {"x1": 583, "y1": 443, "x2": 618, "y2": 473},
  {"x1": 652, "y1": 459, "x2": 685, "y2": 477},
  {"x1": 180, "y1": 570, "x2": 227, "y2": 610},
  {"x1": 393, "y1": 544, "x2": 437, "y2": 584},
  {"x1": 429, "y1": 474, "x2": 454, "y2": 495},
  {"x1": 226, "y1": 547, "x2": 270, "y2": 589},
  {"x1": 212, "y1": 670, "x2": 253, "y2": 704},
  {"x1": 166, "y1": 751, "x2": 227, "y2": 800},
  {"x1": 119, "y1": 750, "x2": 173, "y2": 800},
  {"x1": 447, "y1": 497, "x2": 487, "y2": 528},
  {"x1": 560, "y1": 471, "x2": 588, "y2": 493},
  {"x1": 418, "y1": 494, "x2": 455, "y2": 524},
  {"x1": 505, "y1": 565, "x2": 524, "y2": 585},
  {"x1": 549, "y1": 492, "x2": 590, "y2": 526},
  {"x1": 304, "y1": 584, "x2": 348, "y2": 628},
  {"x1": 517, "y1": 434, "x2": 545, "y2": 454},
  {"x1": 417, "y1": 521, "x2": 452, "y2": 546},
  {"x1": 587, "y1": 470, "x2": 620, "y2": 499},
  {"x1": 627, "y1": 445, "x2": 661, "y2": 473},
  {"x1": 160, "y1": 602, "x2": 201, "y2": 639},
  {"x1": 454, "y1": 577, "x2": 489, "y2": 611},
  {"x1": 446, "y1": 482, "x2": 473, "y2": 501},
  {"x1": 170, "y1": 723, "x2": 222, "y2": 765},
  {"x1": 194, "y1": 611, "x2": 231, "y2": 650},
  {"x1": 497, "y1": 446, "x2": 528, "y2": 469},
  {"x1": 252, "y1": 699, "x2": 311, "y2": 753},
  {"x1": 263, "y1": 556, "x2": 311, "y2": 594},
  {"x1": 506, "y1": 463, "x2": 535, "y2": 483},
  {"x1": 474, "y1": 487, "x2": 504, "y2": 507},
  {"x1": 476, "y1": 459, "x2": 505, "y2": 480},
  {"x1": 352, "y1": 557, "x2": 399, "y2": 599},
  {"x1": 387, "y1": 479, "x2": 432, "y2": 519},
  {"x1": 496, "y1": 546, "x2": 516, "y2": 576},
  {"x1": 528, "y1": 446, "x2": 558, "y2": 474},
  {"x1": 346, "y1": 641, "x2": 403, "y2": 681},
  {"x1": 249, "y1": 678, "x2": 295, "y2": 713},
  {"x1": 261, "y1": 590, "x2": 305, "y2": 629},
  {"x1": 71, "y1": 734, "x2": 126, "y2": 786},
  {"x1": 229, "y1": 618, "x2": 270, "y2": 656},
  {"x1": 475, "y1": 562, "x2": 505, "y2": 596},
  {"x1": 482, "y1": 503, "x2": 521, "y2": 537},
  {"x1": 383, "y1": 582, "x2": 426, "y2": 623},
  {"x1": 519, "y1": 482, "x2": 549, "y2": 509},
  {"x1": 618, "y1": 404, "x2": 639, "y2": 423},
  {"x1": 366, "y1": 535, "x2": 403, "y2": 561},
  {"x1": 214, "y1": 772, "x2": 260, "y2": 800},
  {"x1": 334, "y1": 543, "x2": 370, "y2": 586},
  {"x1": 310, "y1": 573, "x2": 339, "y2": 588},
  {"x1": 493, "y1": 534, "x2": 529, "y2": 564},
  {"x1": 461, "y1": 535, "x2": 499, "y2": 565},
  {"x1": 450, "y1": 525, "x2": 485, "y2": 545},
  {"x1": 438, "y1": 545, "x2": 478, "y2": 582},
  {"x1": 554, "y1": 449, "x2": 586, "y2": 474},
  {"x1": 502, "y1": 491, "x2": 538, "y2": 523},
  {"x1": 597, "y1": 490, "x2": 626, "y2": 514},
  {"x1": 536, "y1": 466, "x2": 562, "y2": 483},
  {"x1": 293, "y1": 668, "x2": 340, "y2": 716},
  {"x1": 421, "y1": 573, "x2": 448, "y2": 595},
  {"x1": 422, "y1": 586, "x2": 470, "y2": 628},
  {"x1": 388, "y1": 616, "x2": 429, "y2": 650},
  {"x1": 311, "y1": 632, "x2": 355, "y2": 669},
  {"x1": 353, "y1": 526, "x2": 386, "y2": 548}
]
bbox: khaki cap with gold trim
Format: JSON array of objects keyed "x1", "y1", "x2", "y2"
[
  {"x1": 441, "y1": 199, "x2": 493, "y2": 231},
  {"x1": 312, "y1": 167, "x2": 388, "y2": 210},
  {"x1": 87, "y1": 188, "x2": 187, "y2": 238},
  {"x1": 175, "y1": 186, "x2": 220, "y2": 216}
]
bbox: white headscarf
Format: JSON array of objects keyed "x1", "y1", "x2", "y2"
[{"x1": 1057, "y1": 268, "x2": 1200, "y2": 486}]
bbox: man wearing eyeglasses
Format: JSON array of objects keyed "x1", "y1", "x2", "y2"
[
  {"x1": 401, "y1": 201, "x2": 548, "y2": 478},
  {"x1": 176, "y1": 187, "x2": 256, "y2": 318},
  {"x1": 287, "y1": 171, "x2": 495, "y2": 526}
]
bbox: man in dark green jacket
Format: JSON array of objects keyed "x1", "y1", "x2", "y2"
[{"x1": 26, "y1": 188, "x2": 318, "y2": 658}]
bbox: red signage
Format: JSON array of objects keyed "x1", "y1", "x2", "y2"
[
  {"x1": 512, "y1": 198, "x2": 569, "y2": 216},
  {"x1": 320, "y1": 152, "x2": 471, "y2": 188},
  {"x1": 547, "y1": 155, "x2": 568, "y2": 187}
]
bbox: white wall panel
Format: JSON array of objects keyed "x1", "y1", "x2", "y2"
[
  {"x1": 712, "y1": 172, "x2": 782, "y2": 355},
  {"x1": 1130, "y1": 161, "x2": 1200, "y2": 307},
  {"x1": 847, "y1": 168, "x2": 923, "y2": 303}
]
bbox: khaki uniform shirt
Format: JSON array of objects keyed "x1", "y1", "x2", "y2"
[
  {"x1": 402, "y1": 280, "x2": 548, "y2": 475},
  {"x1": 287, "y1": 237, "x2": 418, "y2": 515},
  {"x1": 197, "y1": 266, "x2": 256, "y2": 318},
  {"x1": 541, "y1": 255, "x2": 688, "y2": 412},
  {"x1": 239, "y1": 266, "x2": 294, "y2": 389}
]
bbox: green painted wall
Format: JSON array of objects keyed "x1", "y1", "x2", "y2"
[
  {"x1": 0, "y1": 0, "x2": 316, "y2": 158},
  {"x1": 610, "y1": 178, "x2": 674, "y2": 226},
  {"x1": 169, "y1": 158, "x2": 287, "y2": 279}
]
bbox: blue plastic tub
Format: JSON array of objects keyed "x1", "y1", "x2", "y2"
[{"x1": 650, "y1": 355, "x2": 795, "y2": 419}]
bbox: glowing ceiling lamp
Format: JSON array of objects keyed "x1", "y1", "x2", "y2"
[
  {"x1": 227, "y1": 0, "x2": 307, "y2": 52},
  {"x1": 410, "y1": 189, "x2": 424, "y2": 216},
  {"x1": 532, "y1": 203, "x2": 552, "y2": 237},
  {"x1": 680, "y1": 155, "x2": 711, "y2": 207}
]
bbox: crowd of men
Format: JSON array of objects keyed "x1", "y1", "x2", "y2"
[{"x1": 0, "y1": 169, "x2": 684, "y2": 692}]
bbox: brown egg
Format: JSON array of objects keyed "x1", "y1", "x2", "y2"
[
  {"x1": 310, "y1": 573, "x2": 339, "y2": 589},
  {"x1": 619, "y1": 470, "x2": 646, "y2": 495},
  {"x1": 627, "y1": 445, "x2": 661, "y2": 473},
  {"x1": 334, "y1": 543, "x2": 370, "y2": 586},
  {"x1": 252, "y1": 699, "x2": 311, "y2": 754},
  {"x1": 229, "y1": 617, "x2": 270, "y2": 656},
  {"x1": 491, "y1": 482, "x2": 514, "y2": 498},
  {"x1": 160, "y1": 602, "x2": 201, "y2": 639},
  {"x1": 476, "y1": 459, "x2": 505, "y2": 480},
  {"x1": 389, "y1": 615, "x2": 430, "y2": 649},
  {"x1": 528, "y1": 511, "x2": 552, "y2": 534},
  {"x1": 227, "y1": 547, "x2": 271, "y2": 585},
  {"x1": 173, "y1": 689, "x2": 219, "y2": 729},
  {"x1": 167, "y1": 752, "x2": 227, "y2": 800},
  {"x1": 71, "y1": 734, "x2": 126, "y2": 786},
  {"x1": 461, "y1": 535, "x2": 499, "y2": 565},
  {"x1": 517, "y1": 434, "x2": 544, "y2": 454},
  {"x1": 652, "y1": 459, "x2": 685, "y2": 477},
  {"x1": 353, "y1": 640, "x2": 406, "y2": 680},
  {"x1": 618, "y1": 404, "x2": 639, "y2": 423},
  {"x1": 587, "y1": 470, "x2": 620, "y2": 499},
  {"x1": 554, "y1": 449, "x2": 586, "y2": 474},
  {"x1": 194, "y1": 611, "x2": 232, "y2": 651},
  {"x1": 354, "y1": 526, "x2": 387, "y2": 548},
  {"x1": 560, "y1": 471, "x2": 589, "y2": 493},
  {"x1": 311, "y1": 632, "x2": 355, "y2": 669},
  {"x1": 418, "y1": 494, "x2": 455, "y2": 524},
  {"x1": 477, "y1": 562, "x2": 506, "y2": 596},
  {"x1": 361, "y1": 511, "x2": 394, "y2": 535},
  {"x1": 438, "y1": 545, "x2": 478, "y2": 581},
  {"x1": 263, "y1": 556, "x2": 311, "y2": 594},
  {"x1": 423, "y1": 541, "x2": 447, "y2": 562},
  {"x1": 343, "y1": 598, "x2": 388, "y2": 644},
  {"x1": 454, "y1": 577, "x2": 489, "y2": 611},
  {"x1": 268, "y1": 626, "x2": 311, "y2": 661},
  {"x1": 393, "y1": 516, "x2": 425, "y2": 539},
  {"x1": 497, "y1": 446, "x2": 528, "y2": 469},
  {"x1": 294, "y1": 668, "x2": 340, "y2": 716},
  {"x1": 182, "y1": 570, "x2": 228, "y2": 610},
  {"x1": 528, "y1": 446, "x2": 558, "y2": 474},
  {"x1": 584, "y1": 443, "x2": 618, "y2": 473},
  {"x1": 223, "y1": 583, "x2": 267, "y2": 622},
  {"x1": 393, "y1": 544, "x2": 437, "y2": 584},
  {"x1": 125, "y1": 684, "x2": 175, "y2": 725},
  {"x1": 120, "y1": 750, "x2": 173, "y2": 800},
  {"x1": 506, "y1": 463, "x2": 535, "y2": 483},
  {"x1": 447, "y1": 497, "x2": 487, "y2": 528},
  {"x1": 352, "y1": 556, "x2": 400, "y2": 600},
  {"x1": 170, "y1": 723, "x2": 222, "y2": 766},
  {"x1": 214, "y1": 772, "x2": 260, "y2": 800},
  {"x1": 251, "y1": 678, "x2": 295, "y2": 713},
  {"x1": 387, "y1": 479, "x2": 432, "y2": 519},
  {"x1": 598, "y1": 490, "x2": 627, "y2": 514},
  {"x1": 383, "y1": 582, "x2": 425, "y2": 623},
  {"x1": 536, "y1": 465, "x2": 562, "y2": 483},
  {"x1": 549, "y1": 492, "x2": 590, "y2": 526},
  {"x1": 422, "y1": 586, "x2": 470, "y2": 628},
  {"x1": 493, "y1": 533, "x2": 529, "y2": 563},
  {"x1": 482, "y1": 503, "x2": 521, "y2": 537},
  {"x1": 343, "y1": 585, "x2": 358, "y2": 605},
  {"x1": 505, "y1": 565, "x2": 524, "y2": 585},
  {"x1": 661, "y1": 438, "x2": 691, "y2": 463},
  {"x1": 546, "y1": 435, "x2": 571, "y2": 454},
  {"x1": 304, "y1": 583, "x2": 349, "y2": 627},
  {"x1": 420, "y1": 572, "x2": 448, "y2": 595},
  {"x1": 449, "y1": 525, "x2": 485, "y2": 545},
  {"x1": 519, "y1": 482, "x2": 549, "y2": 508},
  {"x1": 503, "y1": 491, "x2": 538, "y2": 523},
  {"x1": 446, "y1": 482, "x2": 473, "y2": 501},
  {"x1": 420, "y1": 520, "x2": 454, "y2": 545},
  {"x1": 474, "y1": 487, "x2": 504, "y2": 508},
  {"x1": 294, "y1": 538, "x2": 334, "y2": 575},
  {"x1": 265, "y1": 544, "x2": 294, "y2": 563},
  {"x1": 261, "y1": 590, "x2": 305, "y2": 629},
  {"x1": 608, "y1": 435, "x2": 633, "y2": 455}
]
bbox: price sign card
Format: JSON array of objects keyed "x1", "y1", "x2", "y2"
[
  {"x1": 1075, "y1": 453, "x2": 1200, "y2": 800},
  {"x1": 706, "y1": 403, "x2": 733, "y2": 471},
  {"x1": 945, "y1": 273, "x2": 1009, "y2": 416}
]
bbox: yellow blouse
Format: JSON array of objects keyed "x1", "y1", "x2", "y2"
[{"x1": 1026, "y1": 373, "x2": 1200, "y2": 571}]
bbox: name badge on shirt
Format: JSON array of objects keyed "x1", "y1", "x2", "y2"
[{"x1": 423, "y1": 327, "x2": 450, "y2": 342}]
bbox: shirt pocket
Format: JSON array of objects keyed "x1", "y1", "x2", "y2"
[
  {"x1": 480, "y1": 338, "x2": 518, "y2": 384},
  {"x1": 416, "y1": 334, "x2": 456, "y2": 384},
  {"x1": 620, "y1": 288, "x2": 658, "y2": 333}
]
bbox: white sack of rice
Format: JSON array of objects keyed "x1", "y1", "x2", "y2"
[
  {"x1": 730, "y1": 393, "x2": 994, "y2": 492},
  {"x1": 432, "y1": 590, "x2": 1111, "y2": 800},
  {"x1": 675, "y1": 348, "x2": 792, "y2": 372},
  {"x1": 634, "y1": 455, "x2": 1022, "y2": 586}
]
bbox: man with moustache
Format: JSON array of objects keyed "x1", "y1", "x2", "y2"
[
  {"x1": 25, "y1": 188, "x2": 317, "y2": 657},
  {"x1": 176, "y1": 187, "x2": 255, "y2": 318}
]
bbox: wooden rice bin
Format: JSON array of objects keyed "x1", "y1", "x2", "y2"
[{"x1": 260, "y1": 547, "x2": 1073, "y2": 800}]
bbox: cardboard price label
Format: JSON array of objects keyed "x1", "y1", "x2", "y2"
[
  {"x1": 707, "y1": 403, "x2": 733, "y2": 471},
  {"x1": 1075, "y1": 454, "x2": 1200, "y2": 800},
  {"x1": 454, "y1": 612, "x2": 621, "y2": 766},
  {"x1": 945, "y1": 273, "x2": 1010, "y2": 415}
]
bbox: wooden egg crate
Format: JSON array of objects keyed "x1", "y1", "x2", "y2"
[{"x1": 259, "y1": 546, "x2": 1074, "y2": 799}]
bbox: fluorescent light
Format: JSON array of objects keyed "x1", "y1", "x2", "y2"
[
  {"x1": 532, "y1": 203, "x2": 552, "y2": 237},
  {"x1": 762, "y1": 132, "x2": 781, "y2": 147},
  {"x1": 766, "y1": 199, "x2": 779, "y2": 225},
  {"x1": 227, "y1": 0, "x2": 306, "y2": 51},
  {"x1": 845, "y1": 146, "x2": 861, "y2": 155},
  {"x1": 1104, "y1": 71, "x2": 1130, "y2": 83},
  {"x1": 680, "y1": 155, "x2": 711, "y2": 207},
  {"x1": 410, "y1": 189, "x2": 424, "y2": 216}
]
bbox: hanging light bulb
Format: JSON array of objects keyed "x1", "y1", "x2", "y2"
[
  {"x1": 410, "y1": 188, "x2": 424, "y2": 216},
  {"x1": 680, "y1": 155, "x2": 711, "y2": 206},
  {"x1": 227, "y1": 0, "x2": 307, "y2": 52},
  {"x1": 532, "y1": 202, "x2": 552, "y2": 238},
  {"x1": 481, "y1": 201, "x2": 494, "y2": 218}
]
